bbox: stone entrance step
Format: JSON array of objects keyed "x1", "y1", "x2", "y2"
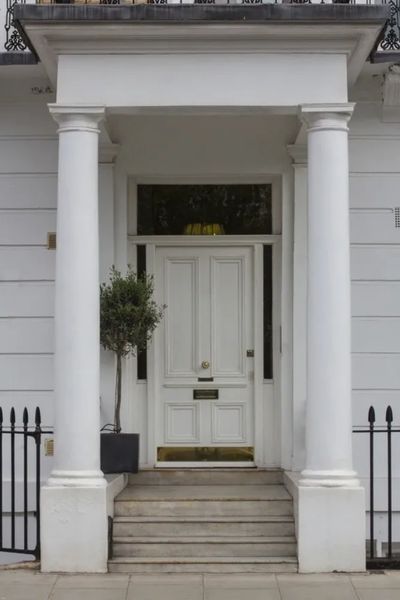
[
  {"x1": 109, "y1": 469, "x2": 297, "y2": 573},
  {"x1": 114, "y1": 484, "x2": 293, "y2": 517},
  {"x1": 127, "y1": 468, "x2": 283, "y2": 486},
  {"x1": 108, "y1": 556, "x2": 298, "y2": 574},
  {"x1": 112, "y1": 515, "x2": 295, "y2": 538}
]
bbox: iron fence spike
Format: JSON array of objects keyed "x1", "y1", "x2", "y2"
[
  {"x1": 386, "y1": 405, "x2": 394, "y2": 424},
  {"x1": 368, "y1": 406, "x2": 376, "y2": 424},
  {"x1": 35, "y1": 407, "x2": 41, "y2": 427}
]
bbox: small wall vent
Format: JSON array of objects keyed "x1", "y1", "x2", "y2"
[{"x1": 395, "y1": 208, "x2": 400, "y2": 228}]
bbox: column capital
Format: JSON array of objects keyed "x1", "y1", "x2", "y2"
[
  {"x1": 299, "y1": 103, "x2": 355, "y2": 132},
  {"x1": 48, "y1": 104, "x2": 105, "y2": 133}
]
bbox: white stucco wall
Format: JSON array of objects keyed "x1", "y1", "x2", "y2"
[{"x1": 349, "y1": 97, "x2": 400, "y2": 551}]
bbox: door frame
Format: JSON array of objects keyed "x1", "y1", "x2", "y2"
[{"x1": 128, "y1": 234, "x2": 281, "y2": 467}]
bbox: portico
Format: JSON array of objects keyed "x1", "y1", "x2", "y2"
[{"x1": 13, "y1": 3, "x2": 388, "y2": 575}]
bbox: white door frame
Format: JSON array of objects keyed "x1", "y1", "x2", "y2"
[{"x1": 128, "y1": 234, "x2": 281, "y2": 467}]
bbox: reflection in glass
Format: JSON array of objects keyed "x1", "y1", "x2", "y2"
[{"x1": 137, "y1": 184, "x2": 272, "y2": 235}]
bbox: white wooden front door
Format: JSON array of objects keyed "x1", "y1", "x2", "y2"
[{"x1": 155, "y1": 246, "x2": 254, "y2": 461}]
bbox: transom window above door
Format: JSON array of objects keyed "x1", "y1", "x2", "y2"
[{"x1": 137, "y1": 184, "x2": 273, "y2": 235}]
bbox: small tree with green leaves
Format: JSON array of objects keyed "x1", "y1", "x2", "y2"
[{"x1": 100, "y1": 266, "x2": 165, "y2": 433}]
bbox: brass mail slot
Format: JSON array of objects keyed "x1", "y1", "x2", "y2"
[{"x1": 193, "y1": 389, "x2": 219, "y2": 400}]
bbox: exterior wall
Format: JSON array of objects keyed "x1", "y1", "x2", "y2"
[
  {"x1": 0, "y1": 75, "x2": 56, "y2": 562},
  {"x1": 0, "y1": 92, "x2": 116, "y2": 444},
  {"x1": 349, "y1": 93, "x2": 400, "y2": 552},
  {"x1": 0, "y1": 89, "x2": 57, "y2": 457}
]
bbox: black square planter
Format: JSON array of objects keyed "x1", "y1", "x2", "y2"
[{"x1": 100, "y1": 433, "x2": 139, "y2": 474}]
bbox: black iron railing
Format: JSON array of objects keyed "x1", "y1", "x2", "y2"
[
  {"x1": 4, "y1": 0, "x2": 26, "y2": 52},
  {"x1": 3, "y1": 1, "x2": 400, "y2": 56},
  {"x1": 0, "y1": 407, "x2": 52, "y2": 560},
  {"x1": 382, "y1": 0, "x2": 400, "y2": 49},
  {"x1": 353, "y1": 406, "x2": 400, "y2": 569}
]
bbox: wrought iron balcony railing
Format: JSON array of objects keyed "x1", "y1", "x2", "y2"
[{"x1": 3, "y1": 0, "x2": 400, "y2": 57}]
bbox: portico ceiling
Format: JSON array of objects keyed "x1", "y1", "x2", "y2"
[{"x1": 107, "y1": 113, "x2": 299, "y2": 176}]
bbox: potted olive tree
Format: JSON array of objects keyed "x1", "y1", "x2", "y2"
[{"x1": 100, "y1": 266, "x2": 164, "y2": 473}]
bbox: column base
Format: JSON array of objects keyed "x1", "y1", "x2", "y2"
[
  {"x1": 47, "y1": 470, "x2": 107, "y2": 488},
  {"x1": 297, "y1": 484, "x2": 365, "y2": 573},
  {"x1": 300, "y1": 469, "x2": 360, "y2": 488},
  {"x1": 41, "y1": 483, "x2": 108, "y2": 573}
]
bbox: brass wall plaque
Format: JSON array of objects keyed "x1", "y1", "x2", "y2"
[
  {"x1": 47, "y1": 232, "x2": 56, "y2": 250},
  {"x1": 44, "y1": 438, "x2": 54, "y2": 456},
  {"x1": 193, "y1": 389, "x2": 218, "y2": 400},
  {"x1": 157, "y1": 446, "x2": 254, "y2": 462}
]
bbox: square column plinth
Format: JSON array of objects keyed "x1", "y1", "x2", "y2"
[
  {"x1": 297, "y1": 485, "x2": 365, "y2": 573},
  {"x1": 41, "y1": 484, "x2": 108, "y2": 573}
]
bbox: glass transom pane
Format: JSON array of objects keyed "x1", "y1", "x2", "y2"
[{"x1": 137, "y1": 184, "x2": 272, "y2": 235}]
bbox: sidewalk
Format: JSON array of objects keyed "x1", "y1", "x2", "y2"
[{"x1": 1, "y1": 570, "x2": 400, "y2": 600}]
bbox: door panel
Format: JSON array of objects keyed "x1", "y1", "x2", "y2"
[
  {"x1": 164, "y1": 257, "x2": 199, "y2": 378},
  {"x1": 211, "y1": 257, "x2": 245, "y2": 378}
]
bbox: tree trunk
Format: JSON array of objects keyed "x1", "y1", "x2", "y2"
[{"x1": 114, "y1": 354, "x2": 122, "y2": 433}]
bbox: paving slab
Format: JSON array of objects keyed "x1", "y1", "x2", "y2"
[
  {"x1": 205, "y1": 589, "x2": 281, "y2": 600},
  {"x1": 351, "y1": 572, "x2": 400, "y2": 589},
  {"x1": 277, "y1": 576, "x2": 359, "y2": 600},
  {"x1": 279, "y1": 584, "x2": 359, "y2": 600},
  {"x1": 204, "y1": 573, "x2": 280, "y2": 600},
  {"x1": 0, "y1": 583, "x2": 54, "y2": 600},
  {"x1": 0, "y1": 572, "x2": 56, "y2": 584},
  {"x1": 277, "y1": 573, "x2": 352, "y2": 584},
  {"x1": 356, "y1": 591, "x2": 400, "y2": 600},
  {"x1": 54, "y1": 574, "x2": 129, "y2": 589},
  {"x1": 50, "y1": 590, "x2": 126, "y2": 600},
  {"x1": 127, "y1": 573, "x2": 203, "y2": 600},
  {"x1": 204, "y1": 574, "x2": 278, "y2": 588}
]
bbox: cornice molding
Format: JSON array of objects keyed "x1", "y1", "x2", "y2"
[{"x1": 20, "y1": 20, "x2": 384, "y2": 89}]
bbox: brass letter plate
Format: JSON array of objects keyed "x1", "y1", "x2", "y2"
[{"x1": 193, "y1": 389, "x2": 219, "y2": 400}]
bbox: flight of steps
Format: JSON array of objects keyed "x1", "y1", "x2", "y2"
[{"x1": 108, "y1": 468, "x2": 298, "y2": 574}]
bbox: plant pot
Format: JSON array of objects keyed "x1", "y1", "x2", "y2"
[{"x1": 100, "y1": 433, "x2": 139, "y2": 474}]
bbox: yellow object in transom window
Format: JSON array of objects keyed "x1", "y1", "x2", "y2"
[{"x1": 183, "y1": 223, "x2": 225, "y2": 235}]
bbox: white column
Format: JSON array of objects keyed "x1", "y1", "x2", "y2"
[
  {"x1": 41, "y1": 105, "x2": 108, "y2": 573},
  {"x1": 301, "y1": 105, "x2": 357, "y2": 487},
  {"x1": 296, "y1": 104, "x2": 365, "y2": 573}
]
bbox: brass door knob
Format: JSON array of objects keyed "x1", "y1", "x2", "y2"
[{"x1": 201, "y1": 360, "x2": 210, "y2": 370}]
